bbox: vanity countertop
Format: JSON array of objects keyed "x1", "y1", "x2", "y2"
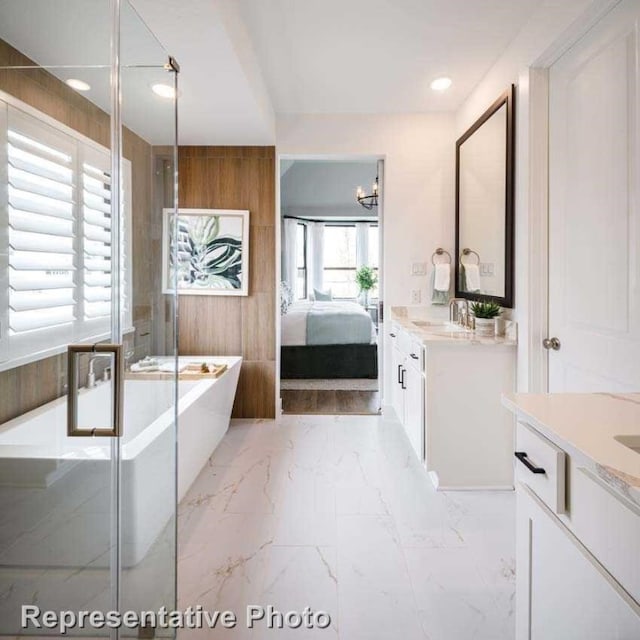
[
  {"x1": 503, "y1": 392, "x2": 640, "y2": 507},
  {"x1": 391, "y1": 306, "x2": 517, "y2": 347}
]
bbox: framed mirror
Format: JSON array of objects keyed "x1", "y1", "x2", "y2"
[{"x1": 455, "y1": 85, "x2": 515, "y2": 307}]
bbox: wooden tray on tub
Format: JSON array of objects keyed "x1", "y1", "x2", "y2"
[{"x1": 126, "y1": 362, "x2": 228, "y2": 380}]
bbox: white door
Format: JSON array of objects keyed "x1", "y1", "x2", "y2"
[{"x1": 548, "y1": 0, "x2": 640, "y2": 392}]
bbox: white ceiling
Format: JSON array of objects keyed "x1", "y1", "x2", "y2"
[
  {"x1": 237, "y1": 0, "x2": 543, "y2": 113},
  {"x1": 0, "y1": 0, "x2": 547, "y2": 144},
  {"x1": 281, "y1": 160, "x2": 379, "y2": 219}
]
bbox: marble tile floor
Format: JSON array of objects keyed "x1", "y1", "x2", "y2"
[{"x1": 177, "y1": 413, "x2": 516, "y2": 639}]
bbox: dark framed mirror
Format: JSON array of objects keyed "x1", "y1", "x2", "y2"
[{"x1": 455, "y1": 85, "x2": 515, "y2": 308}]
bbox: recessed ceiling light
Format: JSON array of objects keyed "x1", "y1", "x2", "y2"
[
  {"x1": 152, "y1": 83, "x2": 176, "y2": 99},
  {"x1": 66, "y1": 78, "x2": 91, "y2": 92},
  {"x1": 430, "y1": 76, "x2": 452, "y2": 92}
]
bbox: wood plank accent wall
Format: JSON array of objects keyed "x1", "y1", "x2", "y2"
[
  {"x1": 0, "y1": 39, "x2": 153, "y2": 425},
  {"x1": 178, "y1": 146, "x2": 276, "y2": 419}
]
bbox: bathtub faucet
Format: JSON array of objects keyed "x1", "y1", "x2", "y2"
[{"x1": 87, "y1": 356, "x2": 101, "y2": 389}]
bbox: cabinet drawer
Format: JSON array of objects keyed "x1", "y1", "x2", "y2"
[
  {"x1": 397, "y1": 329, "x2": 412, "y2": 356},
  {"x1": 515, "y1": 422, "x2": 566, "y2": 514}
]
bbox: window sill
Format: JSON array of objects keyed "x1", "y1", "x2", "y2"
[{"x1": 0, "y1": 326, "x2": 135, "y2": 374}]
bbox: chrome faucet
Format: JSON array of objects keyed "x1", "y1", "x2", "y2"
[
  {"x1": 87, "y1": 356, "x2": 100, "y2": 389},
  {"x1": 449, "y1": 298, "x2": 470, "y2": 327}
]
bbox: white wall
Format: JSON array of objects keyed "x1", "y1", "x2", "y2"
[
  {"x1": 277, "y1": 113, "x2": 456, "y2": 308},
  {"x1": 277, "y1": 112, "x2": 456, "y2": 402},
  {"x1": 454, "y1": 0, "x2": 615, "y2": 392}
]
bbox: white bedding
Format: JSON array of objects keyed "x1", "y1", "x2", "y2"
[{"x1": 281, "y1": 301, "x2": 376, "y2": 346}]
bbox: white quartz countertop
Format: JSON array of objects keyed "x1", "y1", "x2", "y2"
[
  {"x1": 391, "y1": 306, "x2": 517, "y2": 347},
  {"x1": 503, "y1": 392, "x2": 640, "y2": 505}
]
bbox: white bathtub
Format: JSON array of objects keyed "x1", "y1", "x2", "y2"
[{"x1": 0, "y1": 356, "x2": 241, "y2": 569}]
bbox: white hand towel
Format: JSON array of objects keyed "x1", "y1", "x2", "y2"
[
  {"x1": 464, "y1": 264, "x2": 481, "y2": 292},
  {"x1": 433, "y1": 263, "x2": 450, "y2": 292}
]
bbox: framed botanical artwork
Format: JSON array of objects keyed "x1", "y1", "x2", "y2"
[{"x1": 162, "y1": 208, "x2": 250, "y2": 296}]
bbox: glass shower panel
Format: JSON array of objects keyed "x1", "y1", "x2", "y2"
[
  {"x1": 0, "y1": 0, "x2": 179, "y2": 635},
  {"x1": 118, "y1": 3, "x2": 179, "y2": 629}
]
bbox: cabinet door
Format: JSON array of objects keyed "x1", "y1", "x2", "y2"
[
  {"x1": 517, "y1": 486, "x2": 640, "y2": 639},
  {"x1": 391, "y1": 347, "x2": 405, "y2": 424},
  {"x1": 403, "y1": 364, "x2": 423, "y2": 461}
]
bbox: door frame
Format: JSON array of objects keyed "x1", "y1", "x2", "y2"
[
  {"x1": 275, "y1": 153, "x2": 386, "y2": 413},
  {"x1": 522, "y1": 0, "x2": 621, "y2": 393}
]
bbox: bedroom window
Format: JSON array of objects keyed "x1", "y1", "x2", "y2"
[
  {"x1": 368, "y1": 223, "x2": 379, "y2": 299},
  {"x1": 323, "y1": 224, "x2": 357, "y2": 299},
  {"x1": 0, "y1": 100, "x2": 132, "y2": 370},
  {"x1": 296, "y1": 222, "x2": 307, "y2": 299}
]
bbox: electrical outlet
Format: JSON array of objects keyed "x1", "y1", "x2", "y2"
[
  {"x1": 411, "y1": 289, "x2": 421, "y2": 304},
  {"x1": 411, "y1": 262, "x2": 427, "y2": 276}
]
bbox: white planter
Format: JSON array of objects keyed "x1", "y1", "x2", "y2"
[{"x1": 474, "y1": 317, "x2": 496, "y2": 337}]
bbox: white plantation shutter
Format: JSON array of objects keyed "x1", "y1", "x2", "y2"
[
  {"x1": 6, "y1": 112, "x2": 77, "y2": 352},
  {"x1": 0, "y1": 100, "x2": 132, "y2": 368},
  {"x1": 82, "y1": 158, "x2": 113, "y2": 328}
]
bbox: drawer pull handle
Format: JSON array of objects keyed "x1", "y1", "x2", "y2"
[
  {"x1": 514, "y1": 451, "x2": 546, "y2": 474},
  {"x1": 401, "y1": 367, "x2": 406, "y2": 389},
  {"x1": 390, "y1": 332, "x2": 397, "y2": 338},
  {"x1": 410, "y1": 353, "x2": 419, "y2": 360},
  {"x1": 397, "y1": 364, "x2": 403, "y2": 384}
]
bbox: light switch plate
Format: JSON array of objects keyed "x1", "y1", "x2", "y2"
[{"x1": 411, "y1": 262, "x2": 427, "y2": 276}]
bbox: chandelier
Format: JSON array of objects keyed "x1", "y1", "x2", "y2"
[{"x1": 356, "y1": 175, "x2": 379, "y2": 210}]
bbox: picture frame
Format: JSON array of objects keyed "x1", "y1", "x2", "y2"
[{"x1": 162, "y1": 208, "x2": 250, "y2": 296}]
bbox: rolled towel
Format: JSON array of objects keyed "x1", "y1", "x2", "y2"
[
  {"x1": 130, "y1": 362, "x2": 160, "y2": 372},
  {"x1": 464, "y1": 264, "x2": 481, "y2": 292}
]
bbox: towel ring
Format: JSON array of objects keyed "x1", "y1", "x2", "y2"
[
  {"x1": 460, "y1": 248, "x2": 480, "y2": 266},
  {"x1": 431, "y1": 248, "x2": 452, "y2": 265}
]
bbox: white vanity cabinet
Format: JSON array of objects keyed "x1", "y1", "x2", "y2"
[
  {"x1": 387, "y1": 315, "x2": 516, "y2": 483},
  {"x1": 517, "y1": 483, "x2": 640, "y2": 640},
  {"x1": 389, "y1": 324, "x2": 424, "y2": 462},
  {"x1": 505, "y1": 402, "x2": 640, "y2": 640}
]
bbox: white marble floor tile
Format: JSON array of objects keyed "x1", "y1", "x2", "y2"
[
  {"x1": 261, "y1": 545, "x2": 339, "y2": 638},
  {"x1": 177, "y1": 414, "x2": 516, "y2": 639}
]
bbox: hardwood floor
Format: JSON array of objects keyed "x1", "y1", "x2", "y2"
[{"x1": 281, "y1": 389, "x2": 380, "y2": 415}]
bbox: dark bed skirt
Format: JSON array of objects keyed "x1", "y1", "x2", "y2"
[{"x1": 281, "y1": 344, "x2": 378, "y2": 379}]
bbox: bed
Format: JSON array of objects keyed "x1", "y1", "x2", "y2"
[{"x1": 281, "y1": 301, "x2": 378, "y2": 379}]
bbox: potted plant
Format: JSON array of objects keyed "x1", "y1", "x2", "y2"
[
  {"x1": 470, "y1": 300, "x2": 502, "y2": 336},
  {"x1": 355, "y1": 266, "x2": 378, "y2": 307}
]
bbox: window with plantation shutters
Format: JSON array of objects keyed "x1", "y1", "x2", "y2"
[
  {"x1": 7, "y1": 128, "x2": 76, "y2": 336},
  {"x1": 0, "y1": 99, "x2": 132, "y2": 370}
]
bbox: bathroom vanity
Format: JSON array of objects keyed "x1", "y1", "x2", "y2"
[
  {"x1": 503, "y1": 393, "x2": 640, "y2": 639},
  {"x1": 388, "y1": 306, "x2": 516, "y2": 489}
]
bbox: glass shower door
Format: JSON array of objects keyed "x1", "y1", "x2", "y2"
[{"x1": 0, "y1": 1, "x2": 179, "y2": 635}]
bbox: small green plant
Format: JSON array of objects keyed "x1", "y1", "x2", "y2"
[
  {"x1": 355, "y1": 266, "x2": 378, "y2": 292},
  {"x1": 470, "y1": 300, "x2": 502, "y2": 319}
]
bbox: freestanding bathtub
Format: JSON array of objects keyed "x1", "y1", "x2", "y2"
[{"x1": 0, "y1": 355, "x2": 241, "y2": 569}]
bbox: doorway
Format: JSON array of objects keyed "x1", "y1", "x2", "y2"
[{"x1": 277, "y1": 156, "x2": 385, "y2": 415}]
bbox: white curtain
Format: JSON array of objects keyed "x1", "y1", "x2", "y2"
[
  {"x1": 309, "y1": 222, "x2": 325, "y2": 293},
  {"x1": 282, "y1": 218, "x2": 298, "y2": 292},
  {"x1": 356, "y1": 222, "x2": 368, "y2": 268}
]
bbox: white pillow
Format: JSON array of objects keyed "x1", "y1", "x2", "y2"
[{"x1": 313, "y1": 288, "x2": 333, "y2": 301}]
